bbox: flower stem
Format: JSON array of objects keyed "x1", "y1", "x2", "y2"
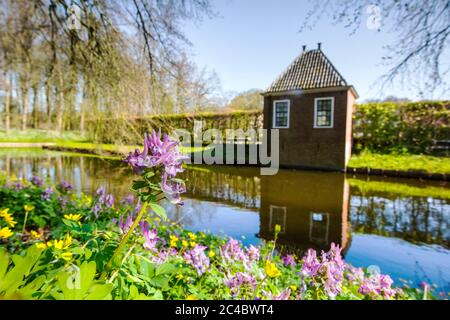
[
  {"x1": 22, "y1": 211, "x2": 30, "y2": 234},
  {"x1": 101, "y1": 201, "x2": 148, "y2": 280}
]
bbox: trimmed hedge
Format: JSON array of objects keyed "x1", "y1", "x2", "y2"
[
  {"x1": 86, "y1": 101, "x2": 449, "y2": 155},
  {"x1": 87, "y1": 110, "x2": 263, "y2": 145},
  {"x1": 353, "y1": 101, "x2": 449, "y2": 154}
]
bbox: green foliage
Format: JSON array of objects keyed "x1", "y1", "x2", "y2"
[
  {"x1": 0, "y1": 172, "x2": 443, "y2": 300},
  {"x1": 0, "y1": 246, "x2": 45, "y2": 299},
  {"x1": 86, "y1": 110, "x2": 263, "y2": 145},
  {"x1": 353, "y1": 101, "x2": 449, "y2": 154},
  {"x1": 51, "y1": 261, "x2": 113, "y2": 300}
]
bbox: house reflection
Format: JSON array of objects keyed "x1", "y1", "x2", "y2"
[{"x1": 258, "y1": 170, "x2": 351, "y2": 255}]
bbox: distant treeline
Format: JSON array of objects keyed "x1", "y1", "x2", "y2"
[{"x1": 87, "y1": 101, "x2": 449, "y2": 156}]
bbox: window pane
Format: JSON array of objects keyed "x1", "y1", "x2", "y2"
[
  {"x1": 275, "y1": 101, "x2": 288, "y2": 127},
  {"x1": 315, "y1": 99, "x2": 332, "y2": 127}
]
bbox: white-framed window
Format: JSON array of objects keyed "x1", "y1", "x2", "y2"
[
  {"x1": 314, "y1": 97, "x2": 334, "y2": 128},
  {"x1": 272, "y1": 100, "x2": 290, "y2": 128},
  {"x1": 269, "y1": 205, "x2": 286, "y2": 234},
  {"x1": 309, "y1": 212, "x2": 330, "y2": 245}
]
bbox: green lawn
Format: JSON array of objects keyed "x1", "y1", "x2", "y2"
[
  {"x1": 0, "y1": 129, "x2": 88, "y2": 143},
  {"x1": 348, "y1": 152, "x2": 450, "y2": 174}
]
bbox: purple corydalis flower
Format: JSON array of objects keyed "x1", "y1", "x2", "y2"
[
  {"x1": 139, "y1": 220, "x2": 159, "y2": 251},
  {"x1": 125, "y1": 130, "x2": 185, "y2": 175},
  {"x1": 31, "y1": 175, "x2": 44, "y2": 187},
  {"x1": 282, "y1": 254, "x2": 296, "y2": 267},
  {"x1": 358, "y1": 274, "x2": 397, "y2": 298},
  {"x1": 118, "y1": 214, "x2": 134, "y2": 234},
  {"x1": 95, "y1": 186, "x2": 106, "y2": 198},
  {"x1": 14, "y1": 181, "x2": 24, "y2": 190},
  {"x1": 220, "y1": 238, "x2": 248, "y2": 265},
  {"x1": 247, "y1": 245, "x2": 260, "y2": 262},
  {"x1": 183, "y1": 245, "x2": 210, "y2": 276},
  {"x1": 60, "y1": 180, "x2": 73, "y2": 192},
  {"x1": 301, "y1": 249, "x2": 321, "y2": 277},
  {"x1": 91, "y1": 186, "x2": 114, "y2": 217},
  {"x1": 124, "y1": 131, "x2": 187, "y2": 205},
  {"x1": 224, "y1": 272, "x2": 256, "y2": 297},
  {"x1": 41, "y1": 187, "x2": 54, "y2": 200},
  {"x1": 120, "y1": 194, "x2": 135, "y2": 205}
]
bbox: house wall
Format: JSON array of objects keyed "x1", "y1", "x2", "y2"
[{"x1": 263, "y1": 89, "x2": 354, "y2": 171}]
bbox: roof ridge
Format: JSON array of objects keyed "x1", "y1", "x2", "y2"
[{"x1": 264, "y1": 48, "x2": 349, "y2": 94}]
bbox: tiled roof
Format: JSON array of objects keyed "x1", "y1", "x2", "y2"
[{"x1": 265, "y1": 49, "x2": 348, "y2": 94}]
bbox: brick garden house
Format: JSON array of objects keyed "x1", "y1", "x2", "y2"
[{"x1": 262, "y1": 44, "x2": 358, "y2": 171}]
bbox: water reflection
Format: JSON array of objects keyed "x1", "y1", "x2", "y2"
[{"x1": 1, "y1": 149, "x2": 449, "y2": 290}]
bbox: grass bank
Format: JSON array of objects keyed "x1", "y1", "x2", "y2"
[
  {"x1": 0, "y1": 129, "x2": 88, "y2": 143},
  {"x1": 348, "y1": 152, "x2": 450, "y2": 175}
]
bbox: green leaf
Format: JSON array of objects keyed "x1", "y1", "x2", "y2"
[
  {"x1": 156, "y1": 263, "x2": 176, "y2": 276},
  {"x1": 132, "y1": 180, "x2": 147, "y2": 191},
  {"x1": 148, "y1": 275, "x2": 169, "y2": 289},
  {"x1": 149, "y1": 203, "x2": 167, "y2": 221}
]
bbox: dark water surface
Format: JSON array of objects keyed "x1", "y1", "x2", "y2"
[{"x1": 1, "y1": 148, "x2": 449, "y2": 292}]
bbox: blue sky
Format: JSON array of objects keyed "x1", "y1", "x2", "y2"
[{"x1": 183, "y1": 0, "x2": 448, "y2": 101}]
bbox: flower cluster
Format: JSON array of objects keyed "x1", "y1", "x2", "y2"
[
  {"x1": 182, "y1": 244, "x2": 210, "y2": 276},
  {"x1": 92, "y1": 186, "x2": 114, "y2": 217},
  {"x1": 125, "y1": 130, "x2": 187, "y2": 204},
  {"x1": 224, "y1": 272, "x2": 256, "y2": 297}
]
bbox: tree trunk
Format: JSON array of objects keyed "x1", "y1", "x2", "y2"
[
  {"x1": 20, "y1": 80, "x2": 29, "y2": 131},
  {"x1": 57, "y1": 71, "x2": 64, "y2": 133},
  {"x1": 32, "y1": 83, "x2": 39, "y2": 129},
  {"x1": 4, "y1": 73, "x2": 11, "y2": 134},
  {"x1": 80, "y1": 86, "x2": 87, "y2": 134},
  {"x1": 45, "y1": 80, "x2": 52, "y2": 129}
]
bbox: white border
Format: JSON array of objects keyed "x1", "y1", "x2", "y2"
[
  {"x1": 272, "y1": 100, "x2": 290, "y2": 129},
  {"x1": 314, "y1": 97, "x2": 334, "y2": 128}
]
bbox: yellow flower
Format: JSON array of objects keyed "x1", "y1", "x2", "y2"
[
  {"x1": 265, "y1": 260, "x2": 281, "y2": 278},
  {"x1": 30, "y1": 230, "x2": 42, "y2": 240},
  {"x1": 274, "y1": 224, "x2": 281, "y2": 234},
  {"x1": 60, "y1": 252, "x2": 73, "y2": 261},
  {"x1": 64, "y1": 214, "x2": 82, "y2": 222},
  {"x1": 290, "y1": 285, "x2": 297, "y2": 292},
  {"x1": 53, "y1": 239, "x2": 64, "y2": 250},
  {"x1": 169, "y1": 235, "x2": 179, "y2": 247},
  {"x1": 190, "y1": 241, "x2": 197, "y2": 248},
  {"x1": 36, "y1": 243, "x2": 47, "y2": 249},
  {"x1": 24, "y1": 205, "x2": 35, "y2": 212},
  {"x1": 0, "y1": 227, "x2": 14, "y2": 239},
  {"x1": 46, "y1": 241, "x2": 53, "y2": 247},
  {"x1": 186, "y1": 295, "x2": 198, "y2": 300},
  {"x1": 188, "y1": 232, "x2": 197, "y2": 241},
  {"x1": 181, "y1": 240, "x2": 188, "y2": 247},
  {"x1": 208, "y1": 251, "x2": 215, "y2": 258},
  {"x1": 63, "y1": 234, "x2": 73, "y2": 248},
  {"x1": 0, "y1": 209, "x2": 17, "y2": 228},
  {"x1": 176, "y1": 274, "x2": 184, "y2": 281}
]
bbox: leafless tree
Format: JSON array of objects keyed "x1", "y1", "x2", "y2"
[{"x1": 301, "y1": 0, "x2": 450, "y2": 96}]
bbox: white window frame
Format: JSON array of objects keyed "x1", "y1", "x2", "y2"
[
  {"x1": 314, "y1": 97, "x2": 334, "y2": 128},
  {"x1": 269, "y1": 205, "x2": 287, "y2": 234},
  {"x1": 272, "y1": 100, "x2": 290, "y2": 129}
]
